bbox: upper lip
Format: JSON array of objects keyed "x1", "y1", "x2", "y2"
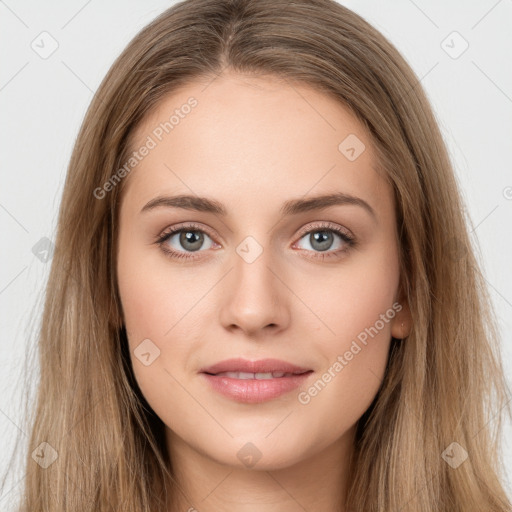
[{"x1": 200, "y1": 358, "x2": 312, "y2": 375}]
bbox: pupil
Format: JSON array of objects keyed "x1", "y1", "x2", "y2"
[
  {"x1": 180, "y1": 231, "x2": 204, "y2": 251},
  {"x1": 311, "y1": 231, "x2": 333, "y2": 251}
]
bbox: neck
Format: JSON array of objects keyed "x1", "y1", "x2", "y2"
[{"x1": 165, "y1": 426, "x2": 356, "y2": 512}]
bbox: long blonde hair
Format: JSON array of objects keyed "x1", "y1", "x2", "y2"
[{"x1": 5, "y1": 0, "x2": 511, "y2": 510}]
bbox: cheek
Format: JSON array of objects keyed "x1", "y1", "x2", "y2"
[
  {"x1": 117, "y1": 235, "x2": 206, "y2": 342},
  {"x1": 303, "y1": 237, "x2": 400, "y2": 344},
  {"x1": 116, "y1": 240, "x2": 213, "y2": 401},
  {"x1": 293, "y1": 243, "x2": 399, "y2": 417},
  {"x1": 116, "y1": 236, "x2": 171, "y2": 369}
]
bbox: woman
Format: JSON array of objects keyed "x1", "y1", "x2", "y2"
[{"x1": 8, "y1": 0, "x2": 512, "y2": 510}]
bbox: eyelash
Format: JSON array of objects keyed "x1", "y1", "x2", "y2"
[{"x1": 155, "y1": 221, "x2": 356, "y2": 262}]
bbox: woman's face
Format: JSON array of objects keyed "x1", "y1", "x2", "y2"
[{"x1": 116, "y1": 71, "x2": 410, "y2": 471}]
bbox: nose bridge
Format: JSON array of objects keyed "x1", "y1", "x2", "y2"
[{"x1": 219, "y1": 235, "x2": 288, "y2": 334}]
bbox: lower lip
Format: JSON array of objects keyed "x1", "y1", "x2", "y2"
[{"x1": 200, "y1": 372, "x2": 313, "y2": 403}]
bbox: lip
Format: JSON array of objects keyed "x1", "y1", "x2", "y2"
[
  {"x1": 199, "y1": 358, "x2": 314, "y2": 403},
  {"x1": 199, "y1": 357, "x2": 311, "y2": 375}
]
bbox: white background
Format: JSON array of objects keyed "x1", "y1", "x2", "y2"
[{"x1": 1, "y1": 0, "x2": 511, "y2": 507}]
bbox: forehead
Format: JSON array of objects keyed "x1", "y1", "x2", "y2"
[{"x1": 122, "y1": 72, "x2": 390, "y2": 216}]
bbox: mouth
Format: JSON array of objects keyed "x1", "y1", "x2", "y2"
[
  {"x1": 203, "y1": 370, "x2": 312, "y2": 379},
  {"x1": 200, "y1": 370, "x2": 314, "y2": 404},
  {"x1": 199, "y1": 357, "x2": 312, "y2": 376}
]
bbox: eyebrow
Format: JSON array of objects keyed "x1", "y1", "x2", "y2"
[{"x1": 140, "y1": 192, "x2": 377, "y2": 220}]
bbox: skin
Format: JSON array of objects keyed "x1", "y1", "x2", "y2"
[{"x1": 116, "y1": 70, "x2": 412, "y2": 512}]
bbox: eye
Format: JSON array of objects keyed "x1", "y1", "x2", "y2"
[
  {"x1": 155, "y1": 221, "x2": 356, "y2": 261},
  {"x1": 156, "y1": 223, "x2": 218, "y2": 260},
  {"x1": 293, "y1": 222, "x2": 355, "y2": 260}
]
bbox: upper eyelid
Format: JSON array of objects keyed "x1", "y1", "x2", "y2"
[
  {"x1": 160, "y1": 222, "x2": 213, "y2": 237},
  {"x1": 295, "y1": 221, "x2": 353, "y2": 239}
]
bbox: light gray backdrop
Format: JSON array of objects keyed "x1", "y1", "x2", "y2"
[{"x1": 1, "y1": 0, "x2": 511, "y2": 508}]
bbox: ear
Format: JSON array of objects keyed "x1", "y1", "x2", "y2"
[{"x1": 390, "y1": 298, "x2": 412, "y2": 339}]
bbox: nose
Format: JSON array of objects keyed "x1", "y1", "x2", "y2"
[{"x1": 218, "y1": 243, "x2": 290, "y2": 337}]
